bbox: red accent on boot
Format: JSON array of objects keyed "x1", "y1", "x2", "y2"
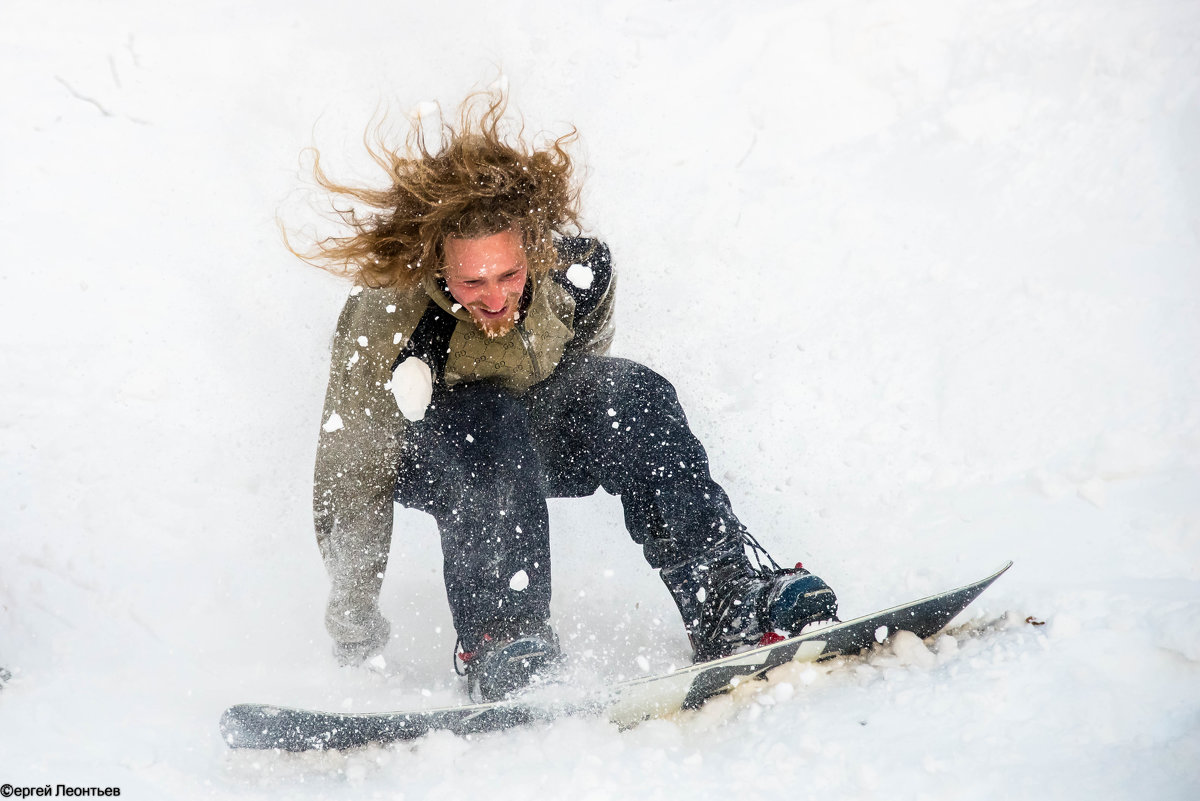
[
  {"x1": 794, "y1": 562, "x2": 804, "y2": 571},
  {"x1": 458, "y1": 633, "x2": 492, "y2": 664},
  {"x1": 758, "y1": 631, "x2": 786, "y2": 647}
]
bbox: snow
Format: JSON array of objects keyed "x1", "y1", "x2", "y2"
[
  {"x1": 2, "y1": 0, "x2": 1199, "y2": 799},
  {"x1": 566, "y1": 263, "x2": 594, "y2": 290},
  {"x1": 388, "y1": 357, "x2": 434, "y2": 422},
  {"x1": 509, "y1": 571, "x2": 530, "y2": 593}
]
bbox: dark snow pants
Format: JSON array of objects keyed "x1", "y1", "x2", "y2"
[{"x1": 394, "y1": 355, "x2": 746, "y2": 651}]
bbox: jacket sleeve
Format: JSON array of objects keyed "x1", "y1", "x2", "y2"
[
  {"x1": 558, "y1": 238, "x2": 617, "y2": 356},
  {"x1": 313, "y1": 290, "x2": 406, "y2": 647}
]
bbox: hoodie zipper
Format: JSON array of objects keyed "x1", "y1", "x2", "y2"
[{"x1": 516, "y1": 321, "x2": 545, "y2": 383}]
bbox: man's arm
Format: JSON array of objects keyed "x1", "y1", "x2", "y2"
[{"x1": 313, "y1": 289, "x2": 410, "y2": 658}]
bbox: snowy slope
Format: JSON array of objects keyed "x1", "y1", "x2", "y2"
[{"x1": 2, "y1": 0, "x2": 1198, "y2": 798}]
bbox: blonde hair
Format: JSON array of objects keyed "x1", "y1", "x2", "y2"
[{"x1": 288, "y1": 89, "x2": 582, "y2": 289}]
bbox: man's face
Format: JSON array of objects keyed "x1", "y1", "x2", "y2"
[{"x1": 442, "y1": 229, "x2": 528, "y2": 339}]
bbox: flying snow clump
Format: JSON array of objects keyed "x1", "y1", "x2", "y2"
[
  {"x1": 566, "y1": 263, "x2": 593, "y2": 289},
  {"x1": 389, "y1": 357, "x2": 433, "y2": 421}
]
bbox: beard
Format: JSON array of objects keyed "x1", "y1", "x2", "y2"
[{"x1": 469, "y1": 304, "x2": 520, "y2": 339}]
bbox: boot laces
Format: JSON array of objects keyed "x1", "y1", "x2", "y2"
[{"x1": 737, "y1": 527, "x2": 786, "y2": 577}]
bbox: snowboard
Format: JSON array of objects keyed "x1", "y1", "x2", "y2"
[{"x1": 221, "y1": 561, "x2": 1012, "y2": 751}]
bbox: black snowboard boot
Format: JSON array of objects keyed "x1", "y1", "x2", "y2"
[
  {"x1": 457, "y1": 624, "x2": 563, "y2": 702},
  {"x1": 662, "y1": 539, "x2": 838, "y2": 663}
]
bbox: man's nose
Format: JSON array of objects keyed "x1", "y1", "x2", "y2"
[{"x1": 481, "y1": 284, "x2": 507, "y2": 309}]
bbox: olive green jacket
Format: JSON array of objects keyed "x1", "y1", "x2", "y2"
[{"x1": 314, "y1": 238, "x2": 614, "y2": 648}]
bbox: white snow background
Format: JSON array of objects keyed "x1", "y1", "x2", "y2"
[{"x1": 2, "y1": 0, "x2": 1199, "y2": 798}]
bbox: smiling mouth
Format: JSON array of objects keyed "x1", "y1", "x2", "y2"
[{"x1": 475, "y1": 305, "x2": 509, "y2": 319}]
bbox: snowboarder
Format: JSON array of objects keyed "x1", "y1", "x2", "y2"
[{"x1": 297, "y1": 90, "x2": 838, "y2": 701}]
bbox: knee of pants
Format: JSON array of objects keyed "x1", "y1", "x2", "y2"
[
  {"x1": 399, "y1": 383, "x2": 545, "y2": 515},
  {"x1": 584, "y1": 356, "x2": 680, "y2": 409}
]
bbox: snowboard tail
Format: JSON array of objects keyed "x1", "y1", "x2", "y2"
[
  {"x1": 220, "y1": 700, "x2": 549, "y2": 752},
  {"x1": 221, "y1": 561, "x2": 1012, "y2": 751}
]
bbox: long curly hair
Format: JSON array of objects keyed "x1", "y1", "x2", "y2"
[{"x1": 288, "y1": 90, "x2": 582, "y2": 289}]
